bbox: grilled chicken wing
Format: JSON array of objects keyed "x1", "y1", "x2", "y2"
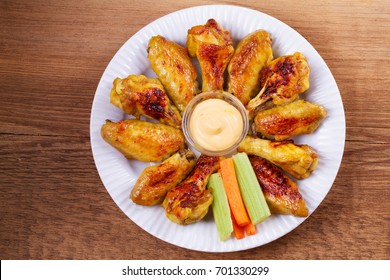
[
  {"x1": 227, "y1": 30, "x2": 273, "y2": 105},
  {"x1": 238, "y1": 136, "x2": 318, "y2": 179},
  {"x1": 110, "y1": 75, "x2": 181, "y2": 128},
  {"x1": 246, "y1": 52, "x2": 310, "y2": 118},
  {"x1": 101, "y1": 119, "x2": 185, "y2": 162},
  {"x1": 130, "y1": 148, "x2": 196, "y2": 206},
  {"x1": 253, "y1": 99, "x2": 327, "y2": 140},
  {"x1": 187, "y1": 19, "x2": 234, "y2": 92},
  {"x1": 148, "y1": 35, "x2": 199, "y2": 112},
  {"x1": 162, "y1": 155, "x2": 221, "y2": 225},
  {"x1": 249, "y1": 156, "x2": 308, "y2": 217}
]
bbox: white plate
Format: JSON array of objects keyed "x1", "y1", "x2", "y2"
[{"x1": 90, "y1": 5, "x2": 345, "y2": 252}]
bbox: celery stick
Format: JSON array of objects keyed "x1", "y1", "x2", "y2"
[
  {"x1": 207, "y1": 173, "x2": 233, "y2": 241},
  {"x1": 232, "y1": 153, "x2": 271, "y2": 224}
]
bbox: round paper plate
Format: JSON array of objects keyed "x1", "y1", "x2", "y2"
[{"x1": 90, "y1": 5, "x2": 345, "y2": 252}]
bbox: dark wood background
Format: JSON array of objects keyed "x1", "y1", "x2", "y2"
[{"x1": 1, "y1": 0, "x2": 389, "y2": 259}]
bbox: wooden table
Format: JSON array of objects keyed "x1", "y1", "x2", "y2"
[{"x1": 1, "y1": 0, "x2": 389, "y2": 260}]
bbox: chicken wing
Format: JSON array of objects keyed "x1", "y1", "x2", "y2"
[
  {"x1": 101, "y1": 119, "x2": 185, "y2": 162},
  {"x1": 130, "y1": 148, "x2": 197, "y2": 206},
  {"x1": 246, "y1": 52, "x2": 310, "y2": 118},
  {"x1": 227, "y1": 30, "x2": 273, "y2": 105},
  {"x1": 237, "y1": 136, "x2": 318, "y2": 179},
  {"x1": 253, "y1": 99, "x2": 327, "y2": 140},
  {"x1": 249, "y1": 156, "x2": 308, "y2": 217},
  {"x1": 162, "y1": 155, "x2": 221, "y2": 225},
  {"x1": 187, "y1": 19, "x2": 234, "y2": 92},
  {"x1": 110, "y1": 74, "x2": 181, "y2": 128},
  {"x1": 148, "y1": 35, "x2": 199, "y2": 112}
]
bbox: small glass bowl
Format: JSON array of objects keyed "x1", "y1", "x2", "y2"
[{"x1": 182, "y1": 91, "x2": 249, "y2": 156}]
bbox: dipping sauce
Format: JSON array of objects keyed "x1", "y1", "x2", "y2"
[{"x1": 189, "y1": 98, "x2": 244, "y2": 151}]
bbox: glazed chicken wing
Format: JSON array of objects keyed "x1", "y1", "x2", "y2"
[
  {"x1": 187, "y1": 19, "x2": 234, "y2": 92},
  {"x1": 227, "y1": 30, "x2": 273, "y2": 105},
  {"x1": 238, "y1": 136, "x2": 318, "y2": 179},
  {"x1": 130, "y1": 148, "x2": 196, "y2": 206},
  {"x1": 253, "y1": 99, "x2": 327, "y2": 140},
  {"x1": 249, "y1": 156, "x2": 308, "y2": 217},
  {"x1": 148, "y1": 35, "x2": 199, "y2": 112},
  {"x1": 162, "y1": 155, "x2": 221, "y2": 225},
  {"x1": 101, "y1": 119, "x2": 185, "y2": 162},
  {"x1": 246, "y1": 52, "x2": 310, "y2": 118},
  {"x1": 110, "y1": 75, "x2": 181, "y2": 128}
]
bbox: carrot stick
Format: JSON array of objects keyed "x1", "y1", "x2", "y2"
[
  {"x1": 220, "y1": 158, "x2": 250, "y2": 227},
  {"x1": 231, "y1": 211, "x2": 245, "y2": 239},
  {"x1": 245, "y1": 223, "x2": 257, "y2": 236}
]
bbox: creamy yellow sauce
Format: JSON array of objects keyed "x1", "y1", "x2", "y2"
[{"x1": 189, "y1": 98, "x2": 244, "y2": 151}]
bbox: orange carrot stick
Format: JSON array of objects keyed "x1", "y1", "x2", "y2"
[
  {"x1": 231, "y1": 211, "x2": 245, "y2": 239},
  {"x1": 220, "y1": 158, "x2": 250, "y2": 227},
  {"x1": 245, "y1": 223, "x2": 257, "y2": 236}
]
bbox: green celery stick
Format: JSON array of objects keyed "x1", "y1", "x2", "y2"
[
  {"x1": 207, "y1": 173, "x2": 233, "y2": 241},
  {"x1": 232, "y1": 152, "x2": 271, "y2": 224}
]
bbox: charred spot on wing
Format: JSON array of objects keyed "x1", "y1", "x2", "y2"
[
  {"x1": 140, "y1": 88, "x2": 168, "y2": 118},
  {"x1": 278, "y1": 59, "x2": 295, "y2": 77}
]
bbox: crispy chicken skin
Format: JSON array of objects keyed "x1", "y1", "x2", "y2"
[
  {"x1": 249, "y1": 156, "x2": 308, "y2": 217},
  {"x1": 162, "y1": 155, "x2": 221, "y2": 225},
  {"x1": 101, "y1": 119, "x2": 185, "y2": 162},
  {"x1": 148, "y1": 35, "x2": 199, "y2": 112},
  {"x1": 253, "y1": 99, "x2": 327, "y2": 140},
  {"x1": 238, "y1": 136, "x2": 318, "y2": 179},
  {"x1": 187, "y1": 19, "x2": 234, "y2": 92},
  {"x1": 246, "y1": 52, "x2": 310, "y2": 118},
  {"x1": 227, "y1": 30, "x2": 273, "y2": 105},
  {"x1": 110, "y1": 75, "x2": 182, "y2": 128},
  {"x1": 130, "y1": 148, "x2": 196, "y2": 206}
]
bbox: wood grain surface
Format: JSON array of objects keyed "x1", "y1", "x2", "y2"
[{"x1": 1, "y1": 0, "x2": 389, "y2": 260}]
